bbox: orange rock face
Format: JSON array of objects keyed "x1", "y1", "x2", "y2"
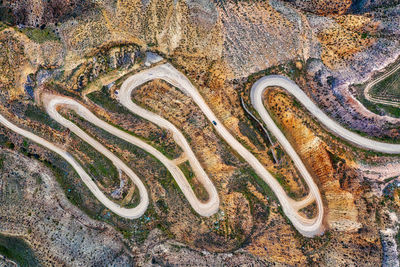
[{"x1": 265, "y1": 89, "x2": 361, "y2": 232}]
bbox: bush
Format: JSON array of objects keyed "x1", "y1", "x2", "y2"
[{"x1": 21, "y1": 27, "x2": 59, "y2": 43}]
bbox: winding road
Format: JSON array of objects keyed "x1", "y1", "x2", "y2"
[
  {"x1": 0, "y1": 92, "x2": 220, "y2": 219},
  {"x1": 118, "y1": 64, "x2": 322, "y2": 237},
  {"x1": 44, "y1": 94, "x2": 219, "y2": 218},
  {"x1": 0, "y1": 62, "x2": 398, "y2": 237},
  {"x1": 0, "y1": 112, "x2": 149, "y2": 218},
  {"x1": 253, "y1": 75, "x2": 400, "y2": 154}
]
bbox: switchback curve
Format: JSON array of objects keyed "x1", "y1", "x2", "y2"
[{"x1": 118, "y1": 64, "x2": 323, "y2": 237}]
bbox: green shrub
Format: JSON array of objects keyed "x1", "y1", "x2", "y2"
[
  {"x1": 21, "y1": 27, "x2": 59, "y2": 43},
  {"x1": 0, "y1": 234, "x2": 40, "y2": 267}
]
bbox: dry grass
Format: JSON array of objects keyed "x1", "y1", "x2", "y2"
[{"x1": 317, "y1": 15, "x2": 378, "y2": 69}]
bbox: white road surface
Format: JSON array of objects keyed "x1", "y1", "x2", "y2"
[
  {"x1": 1, "y1": 62, "x2": 396, "y2": 237},
  {"x1": 44, "y1": 94, "x2": 220, "y2": 218},
  {"x1": 0, "y1": 111, "x2": 149, "y2": 219},
  {"x1": 118, "y1": 64, "x2": 323, "y2": 237},
  {"x1": 0, "y1": 93, "x2": 220, "y2": 219},
  {"x1": 254, "y1": 75, "x2": 400, "y2": 154}
]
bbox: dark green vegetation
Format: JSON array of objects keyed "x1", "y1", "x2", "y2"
[
  {"x1": 0, "y1": 233, "x2": 40, "y2": 267},
  {"x1": 87, "y1": 87, "x2": 129, "y2": 115},
  {"x1": 353, "y1": 60, "x2": 400, "y2": 119},
  {"x1": 27, "y1": 104, "x2": 120, "y2": 189},
  {"x1": 0, "y1": 6, "x2": 14, "y2": 26},
  {"x1": 178, "y1": 161, "x2": 209, "y2": 202},
  {"x1": 63, "y1": 108, "x2": 177, "y2": 207},
  {"x1": 271, "y1": 171, "x2": 292, "y2": 196},
  {"x1": 365, "y1": 95, "x2": 400, "y2": 118},
  {"x1": 20, "y1": 27, "x2": 59, "y2": 43},
  {"x1": 397, "y1": 224, "x2": 400, "y2": 246},
  {"x1": 354, "y1": 80, "x2": 400, "y2": 119},
  {"x1": 178, "y1": 161, "x2": 195, "y2": 180},
  {"x1": 71, "y1": 132, "x2": 120, "y2": 188},
  {"x1": 87, "y1": 86, "x2": 180, "y2": 159},
  {"x1": 58, "y1": 109, "x2": 186, "y2": 241},
  {"x1": 24, "y1": 103, "x2": 64, "y2": 131},
  {"x1": 60, "y1": 109, "x2": 120, "y2": 188},
  {"x1": 238, "y1": 120, "x2": 266, "y2": 151},
  {"x1": 229, "y1": 168, "x2": 272, "y2": 223},
  {"x1": 63, "y1": 108, "x2": 157, "y2": 188}
]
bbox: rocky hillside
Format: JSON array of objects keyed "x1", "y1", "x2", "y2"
[{"x1": 0, "y1": 0, "x2": 399, "y2": 266}]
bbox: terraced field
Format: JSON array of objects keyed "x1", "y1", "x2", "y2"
[{"x1": 370, "y1": 64, "x2": 400, "y2": 101}]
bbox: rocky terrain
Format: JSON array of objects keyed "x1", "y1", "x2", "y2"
[
  {"x1": 0, "y1": 0, "x2": 399, "y2": 266},
  {"x1": 0, "y1": 149, "x2": 134, "y2": 266}
]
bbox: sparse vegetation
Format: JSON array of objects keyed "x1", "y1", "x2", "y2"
[
  {"x1": 20, "y1": 27, "x2": 59, "y2": 43},
  {"x1": 24, "y1": 103, "x2": 64, "y2": 131},
  {"x1": 178, "y1": 161, "x2": 195, "y2": 180},
  {"x1": 354, "y1": 83, "x2": 400, "y2": 119},
  {"x1": 178, "y1": 161, "x2": 209, "y2": 201},
  {"x1": 0, "y1": 0, "x2": 398, "y2": 264},
  {"x1": 87, "y1": 86, "x2": 129, "y2": 114},
  {"x1": 0, "y1": 7, "x2": 14, "y2": 25},
  {"x1": 0, "y1": 234, "x2": 39, "y2": 267},
  {"x1": 238, "y1": 120, "x2": 265, "y2": 151},
  {"x1": 0, "y1": 21, "x2": 7, "y2": 31},
  {"x1": 370, "y1": 67, "x2": 400, "y2": 102},
  {"x1": 299, "y1": 202, "x2": 317, "y2": 219},
  {"x1": 238, "y1": 167, "x2": 276, "y2": 202},
  {"x1": 87, "y1": 86, "x2": 180, "y2": 159},
  {"x1": 67, "y1": 130, "x2": 120, "y2": 188}
]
